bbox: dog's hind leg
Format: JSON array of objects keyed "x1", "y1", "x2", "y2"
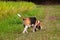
[{"x1": 22, "y1": 25, "x2": 29, "y2": 33}]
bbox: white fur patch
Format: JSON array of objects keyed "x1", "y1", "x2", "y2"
[
  {"x1": 41, "y1": 26, "x2": 42, "y2": 29},
  {"x1": 22, "y1": 25, "x2": 28, "y2": 33},
  {"x1": 17, "y1": 14, "x2": 21, "y2": 17}
]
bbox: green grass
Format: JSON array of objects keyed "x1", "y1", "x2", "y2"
[{"x1": 0, "y1": 2, "x2": 60, "y2": 40}]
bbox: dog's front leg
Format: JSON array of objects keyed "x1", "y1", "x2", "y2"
[{"x1": 33, "y1": 25, "x2": 36, "y2": 32}]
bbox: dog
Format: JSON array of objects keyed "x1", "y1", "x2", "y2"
[{"x1": 17, "y1": 14, "x2": 42, "y2": 33}]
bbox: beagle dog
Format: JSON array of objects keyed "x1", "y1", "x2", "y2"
[{"x1": 17, "y1": 14, "x2": 42, "y2": 33}]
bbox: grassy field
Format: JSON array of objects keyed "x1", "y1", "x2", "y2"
[{"x1": 0, "y1": 1, "x2": 60, "y2": 40}]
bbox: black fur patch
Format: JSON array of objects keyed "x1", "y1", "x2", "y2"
[{"x1": 29, "y1": 17, "x2": 36, "y2": 25}]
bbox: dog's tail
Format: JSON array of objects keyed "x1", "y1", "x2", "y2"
[
  {"x1": 17, "y1": 14, "x2": 21, "y2": 17},
  {"x1": 17, "y1": 14, "x2": 24, "y2": 19}
]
